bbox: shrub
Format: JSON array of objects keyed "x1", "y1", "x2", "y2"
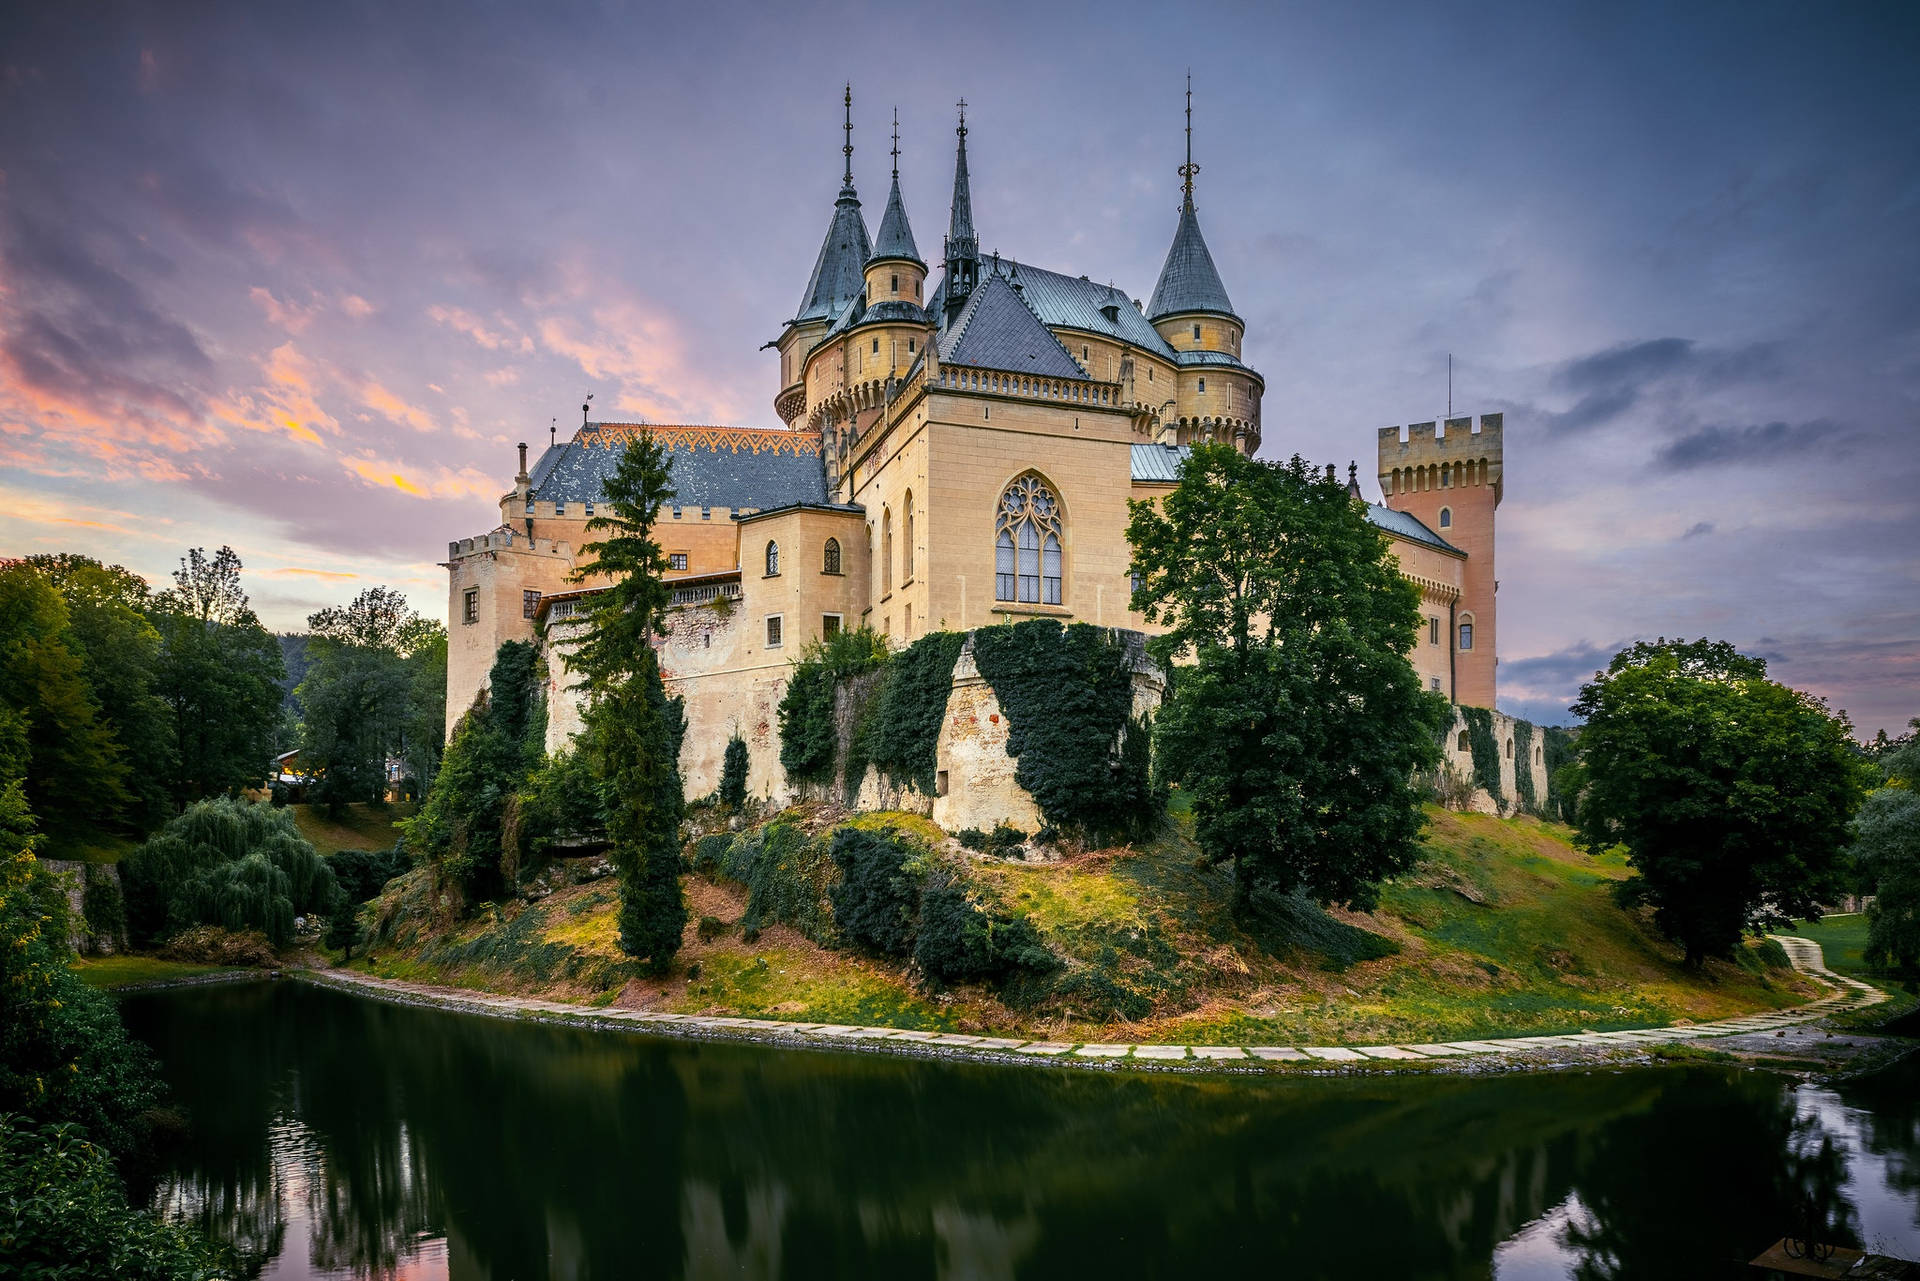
[
  {"x1": 0, "y1": 1116, "x2": 234, "y2": 1281},
  {"x1": 324, "y1": 897, "x2": 361, "y2": 960},
  {"x1": 1242, "y1": 884, "x2": 1401, "y2": 972},
  {"x1": 328, "y1": 844, "x2": 409, "y2": 904},
  {"x1": 970, "y1": 621, "x2": 1160, "y2": 841},
  {"x1": 828, "y1": 827, "x2": 923, "y2": 957},
  {"x1": 956, "y1": 824, "x2": 1029, "y2": 857},
  {"x1": 157, "y1": 926, "x2": 278, "y2": 968},
  {"x1": 719, "y1": 735, "x2": 749, "y2": 809},
  {"x1": 1512, "y1": 719, "x2": 1537, "y2": 813},
  {"x1": 690, "y1": 833, "x2": 735, "y2": 876},
  {"x1": 81, "y1": 865, "x2": 125, "y2": 949},
  {"x1": 848, "y1": 631, "x2": 966, "y2": 798},
  {"x1": 913, "y1": 874, "x2": 1055, "y2": 986},
  {"x1": 1459, "y1": 706, "x2": 1503, "y2": 808},
  {"x1": 122, "y1": 799, "x2": 338, "y2": 949}
]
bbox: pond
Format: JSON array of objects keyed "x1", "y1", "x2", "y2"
[{"x1": 122, "y1": 980, "x2": 1920, "y2": 1280}]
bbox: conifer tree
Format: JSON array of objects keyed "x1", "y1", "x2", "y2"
[
  {"x1": 719, "y1": 735, "x2": 749, "y2": 810},
  {"x1": 566, "y1": 434, "x2": 687, "y2": 972}
]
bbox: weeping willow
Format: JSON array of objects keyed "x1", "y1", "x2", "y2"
[{"x1": 123, "y1": 798, "x2": 339, "y2": 948}]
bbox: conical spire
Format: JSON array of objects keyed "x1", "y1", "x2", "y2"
[
  {"x1": 1148, "y1": 80, "x2": 1238, "y2": 321},
  {"x1": 792, "y1": 84, "x2": 872, "y2": 324},
  {"x1": 942, "y1": 99, "x2": 980, "y2": 319},
  {"x1": 869, "y1": 108, "x2": 922, "y2": 265}
]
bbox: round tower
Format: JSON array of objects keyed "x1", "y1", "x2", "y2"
[{"x1": 774, "y1": 85, "x2": 871, "y2": 426}]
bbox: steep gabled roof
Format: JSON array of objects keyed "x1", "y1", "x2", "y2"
[
  {"x1": 1147, "y1": 207, "x2": 1237, "y2": 321},
  {"x1": 1007, "y1": 264, "x2": 1174, "y2": 358},
  {"x1": 939, "y1": 272, "x2": 1088, "y2": 379}
]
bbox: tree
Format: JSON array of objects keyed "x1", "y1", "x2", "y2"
[
  {"x1": 400, "y1": 625, "x2": 448, "y2": 793},
  {"x1": 1569, "y1": 639, "x2": 1871, "y2": 965},
  {"x1": 297, "y1": 588, "x2": 436, "y2": 812},
  {"x1": 151, "y1": 548, "x2": 285, "y2": 803},
  {"x1": 1859, "y1": 719, "x2": 1919, "y2": 976},
  {"x1": 28, "y1": 555, "x2": 175, "y2": 829},
  {"x1": 0, "y1": 563, "x2": 131, "y2": 834},
  {"x1": 324, "y1": 895, "x2": 361, "y2": 960},
  {"x1": 719, "y1": 735, "x2": 749, "y2": 809},
  {"x1": 1127, "y1": 445, "x2": 1447, "y2": 916},
  {"x1": 567, "y1": 434, "x2": 687, "y2": 972}
]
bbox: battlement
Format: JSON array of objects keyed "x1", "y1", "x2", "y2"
[
  {"x1": 1377, "y1": 412, "x2": 1503, "y2": 500},
  {"x1": 447, "y1": 528, "x2": 575, "y2": 560}
]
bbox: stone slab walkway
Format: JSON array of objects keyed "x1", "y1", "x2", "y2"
[{"x1": 299, "y1": 934, "x2": 1884, "y2": 1072}]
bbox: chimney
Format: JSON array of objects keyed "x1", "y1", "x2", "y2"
[{"x1": 516, "y1": 441, "x2": 530, "y2": 482}]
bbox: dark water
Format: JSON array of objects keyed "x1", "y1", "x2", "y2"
[{"x1": 121, "y1": 980, "x2": 1920, "y2": 1281}]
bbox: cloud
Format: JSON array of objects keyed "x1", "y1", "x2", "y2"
[
  {"x1": 249, "y1": 286, "x2": 319, "y2": 332},
  {"x1": 1654, "y1": 419, "x2": 1847, "y2": 470},
  {"x1": 338, "y1": 453, "x2": 498, "y2": 501},
  {"x1": 1680, "y1": 520, "x2": 1714, "y2": 539},
  {"x1": 427, "y1": 304, "x2": 532, "y2": 353},
  {"x1": 483, "y1": 366, "x2": 520, "y2": 386},
  {"x1": 1497, "y1": 641, "x2": 1626, "y2": 722},
  {"x1": 207, "y1": 342, "x2": 338, "y2": 446},
  {"x1": 1541, "y1": 337, "x2": 1783, "y2": 433},
  {"x1": 358, "y1": 380, "x2": 437, "y2": 433},
  {"x1": 339, "y1": 294, "x2": 376, "y2": 319}
]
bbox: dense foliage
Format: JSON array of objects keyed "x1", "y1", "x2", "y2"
[
  {"x1": 568, "y1": 433, "x2": 687, "y2": 970},
  {"x1": 121, "y1": 799, "x2": 339, "y2": 949},
  {"x1": 1459, "y1": 706, "x2": 1503, "y2": 808},
  {"x1": 297, "y1": 587, "x2": 446, "y2": 809},
  {"x1": 1129, "y1": 445, "x2": 1447, "y2": 914},
  {"x1": 1569, "y1": 638, "x2": 1870, "y2": 965},
  {"x1": 327, "y1": 844, "x2": 410, "y2": 904},
  {"x1": 971, "y1": 620, "x2": 1159, "y2": 841},
  {"x1": 0, "y1": 1116, "x2": 234, "y2": 1281},
  {"x1": 845, "y1": 630, "x2": 966, "y2": 798},
  {"x1": 827, "y1": 827, "x2": 924, "y2": 958},
  {"x1": 1512, "y1": 719, "x2": 1536, "y2": 813},
  {"x1": 913, "y1": 872, "x2": 1056, "y2": 987},
  {"x1": 691, "y1": 820, "x2": 838, "y2": 945},
  {"x1": 775, "y1": 627, "x2": 888, "y2": 787},
  {"x1": 1543, "y1": 725, "x2": 1580, "y2": 822},
  {"x1": 719, "y1": 735, "x2": 749, "y2": 809},
  {"x1": 1858, "y1": 720, "x2": 1919, "y2": 976}
]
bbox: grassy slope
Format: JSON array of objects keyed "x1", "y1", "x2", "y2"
[
  {"x1": 70, "y1": 956, "x2": 239, "y2": 988},
  {"x1": 352, "y1": 805, "x2": 1816, "y2": 1045},
  {"x1": 1790, "y1": 913, "x2": 1872, "y2": 976},
  {"x1": 289, "y1": 801, "x2": 414, "y2": 855}
]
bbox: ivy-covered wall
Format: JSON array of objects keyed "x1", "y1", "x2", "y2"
[{"x1": 1437, "y1": 705, "x2": 1563, "y2": 821}]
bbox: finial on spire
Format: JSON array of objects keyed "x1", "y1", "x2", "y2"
[
  {"x1": 1178, "y1": 72, "x2": 1200, "y2": 213},
  {"x1": 890, "y1": 107, "x2": 900, "y2": 181},
  {"x1": 842, "y1": 83, "x2": 855, "y2": 189},
  {"x1": 956, "y1": 97, "x2": 967, "y2": 141}
]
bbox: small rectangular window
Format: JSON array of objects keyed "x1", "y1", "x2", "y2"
[
  {"x1": 1198, "y1": 377, "x2": 1206, "y2": 392},
  {"x1": 584, "y1": 502, "x2": 594, "y2": 517},
  {"x1": 462, "y1": 589, "x2": 478, "y2": 625},
  {"x1": 1459, "y1": 622, "x2": 1474, "y2": 651},
  {"x1": 554, "y1": 502, "x2": 565, "y2": 516},
  {"x1": 822, "y1": 613, "x2": 842, "y2": 639},
  {"x1": 668, "y1": 553, "x2": 688, "y2": 571},
  {"x1": 890, "y1": 273, "x2": 899, "y2": 293},
  {"x1": 1429, "y1": 617, "x2": 1440, "y2": 645},
  {"x1": 872, "y1": 338, "x2": 879, "y2": 354},
  {"x1": 523, "y1": 589, "x2": 539, "y2": 620},
  {"x1": 701, "y1": 506, "x2": 711, "y2": 520},
  {"x1": 1431, "y1": 677, "x2": 1442, "y2": 691},
  {"x1": 907, "y1": 338, "x2": 915, "y2": 353},
  {"x1": 766, "y1": 615, "x2": 783, "y2": 648},
  {"x1": 1192, "y1": 323, "x2": 1201, "y2": 340}
]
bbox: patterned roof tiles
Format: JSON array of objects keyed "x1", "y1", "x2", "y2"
[{"x1": 533, "y1": 423, "x2": 826, "y2": 510}]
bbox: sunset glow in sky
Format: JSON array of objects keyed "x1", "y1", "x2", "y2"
[{"x1": 1, "y1": 2, "x2": 1915, "y2": 733}]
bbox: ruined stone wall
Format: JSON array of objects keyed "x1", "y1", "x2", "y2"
[{"x1": 1437, "y1": 705, "x2": 1553, "y2": 818}]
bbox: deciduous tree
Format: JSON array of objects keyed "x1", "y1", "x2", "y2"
[
  {"x1": 1569, "y1": 639, "x2": 1870, "y2": 965},
  {"x1": 151, "y1": 548, "x2": 284, "y2": 802},
  {"x1": 1858, "y1": 719, "x2": 1919, "y2": 976}
]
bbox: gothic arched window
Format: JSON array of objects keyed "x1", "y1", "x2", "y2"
[
  {"x1": 765, "y1": 540, "x2": 779, "y2": 577},
  {"x1": 995, "y1": 475, "x2": 1063, "y2": 605},
  {"x1": 903, "y1": 491, "x2": 915, "y2": 580},
  {"x1": 881, "y1": 509, "x2": 892, "y2": 593},
  {"x1": 823, "y1": 538, "x2": 842, "y2": 575}
]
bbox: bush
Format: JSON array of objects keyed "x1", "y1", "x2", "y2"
[
  {"x1": 157, "y1": 926, "x2": 278, "y2": 968},
  {"x1": 328, "y1": 844, "x2": 409, "y2": 904},
  {"x1": 0, "y1": 1116, "x2": 234, "y2": 1281},
  {"x1": 956, "y1": 824, "x2": 1028, "y2": 857},
  {"x1": 1459, "y1": 706, "x2": 1503, "y2": 808},
  {"x1": 695, "y1": 823, "x2": 840, "y2": 946},
  {"x1": 913, "y1": 875, "x2": 1055, "y2": 986},
  {"x1": 719, "y1": 735, "x2": 749, "y2": 809},
  {"x1": 1242, "y1": 884, "x2": 1401, "y2": 972},
  {"x1": 828, "y1": 827, "x2": 923, "y2": 957},
  {"x1": 847, "y1": 631, "x2": 966, "y2": 798},
  {"x1": 122, "y1": 798, "x2": 338, "y2": 949}
]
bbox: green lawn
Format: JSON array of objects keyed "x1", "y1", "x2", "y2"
[
  {"x1": 290, "y1": 801, "x2": 413, "y2": 854},
  {"x1": 70, "y1": 956, "x2": 241, "y2": 989},
  {"x1": 1790, "y1": 913, "x2": 1873, "y2": 977},
  {"x1": 36, "y1": 829, "x2": 139, "y2": 865}
]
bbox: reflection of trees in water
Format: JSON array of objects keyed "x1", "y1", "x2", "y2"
[
  {"x1": 124, "y1": 984, "x2": 1918, "y2": 1281},
  {"x1": 1841, "y1": 1058, "x2": 1920, "y2": 1230},
  {"x1": 1561, "y1": 1072, "x2": 1859, "y2": 1280}
]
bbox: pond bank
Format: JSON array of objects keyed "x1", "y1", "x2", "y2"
[{"x1": 296, "y1": 934, "x2": 1899, "y2": 1077}]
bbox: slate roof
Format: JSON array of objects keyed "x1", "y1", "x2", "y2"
[
  {"x1": 1147, "y1": 207, "x2": 1238, "y2": 320},
  {"x1": 532, "y1": 424, "x2": 827, "y2": 511},
  {"x1": 870, "y1": 175, "x2": 922, "y2": 265},
  {"x1": 939, "y1": 272, "x2": 1089, "y2": 379},
  {"x1": 528, "y1": 442, "x2": 567, "y2": 488},
  {"x1": 1001, "y1": 264, "x2": 1175, "y2": 358},
  {"x1": 793, "y1": 187, "x2": 872, "y2": 325},
  {"x1": 1171, "y1": 348, "x2": 1254, "y2": 369},
  {"x1": 1126, "y1": 444, "x2": 1465, "y2": 555}
]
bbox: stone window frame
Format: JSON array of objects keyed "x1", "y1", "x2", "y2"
[
  {"x1": 1458, "y1": 614, "x2": 1475, "y2": 651},
  {"x1": 822, "y1": 538, "x2": 842, "y2": 575},
  {"x1": 822, "y1": 612, "x2": 843, "y2": 640},
  {"x1": 668, "y1": 552, "x2": 689, "y2": 572},
  {"x1": 522, "y1": 589, "x2": 539, "y2": 620},
  {"x1": 764, "y1": 540, "x2": 780, "y2": 577},
  {"x1": 462, "y1": 588, "x2": 478, "y2": 625},
  {"x1": 765, "y1": 614, "x2": 784, "y2": 648},
  {"x1": 1438, "y1": 506, "x2": 1452, "y2": 529},
  {"x1": 994, "y1": 472, "x2": 1065, "y2": 606}
]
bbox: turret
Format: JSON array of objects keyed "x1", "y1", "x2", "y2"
[
  {"x1": 942, "y1": 101, "x2": 979, "y2": 323},
  {"x1": 774, "y1": 85, "x2": 872, "y2": 425},
  {"x1": 864, "y1": 108, "x2": 927, "y2": 310},
  {"x1": 1147, "y1": 78, "x2": 1245, "y2": 359}
]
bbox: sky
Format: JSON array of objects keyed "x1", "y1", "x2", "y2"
[{"x1": 1, "y1": 1, "x2": 1915, "y2": 735}]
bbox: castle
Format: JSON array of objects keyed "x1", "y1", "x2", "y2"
[{"x1": 444, "y1": 90, "x2": 1509, "y2": 813}]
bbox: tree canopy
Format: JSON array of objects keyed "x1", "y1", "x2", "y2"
[
  {"x1": 1127, "y1": 445, "x2": 1447, "y2": 916},
  {"x1": 1857, "y1": 718, "x2": 1919, "y2": 976},
  {"x1": 296, "y1": 587, "x2": 444, "y2": 808},
  {"x1": 1569, "y1": 638, "x2": 1871, "y2": 965}
]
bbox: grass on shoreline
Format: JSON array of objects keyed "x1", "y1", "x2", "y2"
[
  {"x1": 350, "y1": 805, "x2": 1819, "y2": 1047},
  {"x1": 70, "y1": 955, "x2": 243, "y2": 989}
]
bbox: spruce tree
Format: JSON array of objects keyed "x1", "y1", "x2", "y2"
[
  {"x1": 566, "y1": 434, "x2": 687, "y2": 972},
  {"x1": 719, "y1": 735, "x2": 749, "y2": 810}
]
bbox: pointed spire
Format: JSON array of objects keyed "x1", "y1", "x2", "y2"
[
  {"x1": 1149, "y1": 79, "x2": 1238, "y2": 321},
  {"x1": 791, "y1": 87, "x2": 872, "y2": 325},
  {"x1": 943, "y1": 99, "x2": 979, "y2": 319},
  {"x1": 869, "y1": 109, "x2": 922, "y2": 265},
  {"x1": 841, "y1": 82, "x2": 855, "y2": 194}
]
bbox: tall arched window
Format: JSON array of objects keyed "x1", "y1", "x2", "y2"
[
  {"x1": 881, "y1": 509, "x2": 892, "y2": 593},
  {"x1": 764, "y1": 540, "x2": 779, "y2": 576},
  {"x1": 823, "y1": 538, "x2": 841, "y2": 575},
  {"x1": 1458, "y1": 615, "x2": 1475, "y2": 651},
  {"x1": 995, "y1": 475, "x2": 1063, "y2": 605},
  {"x1": 903, "y1": 491, "x2": 915, "y2": 580}
]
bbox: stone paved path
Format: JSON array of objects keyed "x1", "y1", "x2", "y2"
[{"x1": 303, "y1": 934, "x2": 1884, "y2": 1070}]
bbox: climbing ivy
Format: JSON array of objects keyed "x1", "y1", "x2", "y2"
[
  {"x1": 776, "y1": 628, "x2": 887, "y2": 786},
  {"x1": 1512, "y1": 719, "x2": 1536, "y2": 814},
  {"x1": 970, "y1": 620, "x2": 1160, "y2": 842},
  {"x1": 1543, "y1": 725, "x2": 1580, "y2": 823},
  {"x1": 846, "y1": 631, "x2": 965, "y2": 799},
  {"x1": 1459, "y1": 705, "x2": 1504, "y2": 808}
]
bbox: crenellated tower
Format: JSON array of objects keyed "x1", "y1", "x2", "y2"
[{"x1": 1378, "y1": 413, "x2": 1504, "y2": 708}]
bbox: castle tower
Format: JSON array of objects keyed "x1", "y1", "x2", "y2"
[
  {"x1": 864, "y1": 109, "x2": 928, "y2": 316},
  {"x1": 942, "y1": 101, "x2": 980, "y2": 323},
  {"x1": 1146, "y1": 80, "x2": 1255, "y2": 453},
  {"x1": 1378, "y1": 413, "x2": 1504, "y2": 708},
  {"x1": 774, "y1": 86, "x2": 871, "y2": 425}
]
